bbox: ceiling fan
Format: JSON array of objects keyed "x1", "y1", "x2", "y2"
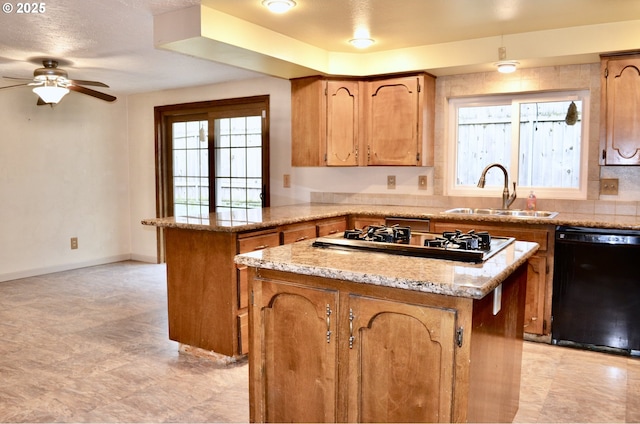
[{"x1": 0, "y1": 59, "x2": 117, "y2": 105}]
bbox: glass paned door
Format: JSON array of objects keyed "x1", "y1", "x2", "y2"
[
  {"x1": 171, "y1": 119, "x2": 209, "y2": 217},
  {"x1": 213, "y1": 115, "x2": 263, "y2": 213}
]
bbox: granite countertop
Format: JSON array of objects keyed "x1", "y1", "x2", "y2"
[
  {"x1": 141, "y1": 203, "x2": 640, "y2": 232},
  {"x1": 234, "y1": 238, "x2": 539, "y2": 300}
]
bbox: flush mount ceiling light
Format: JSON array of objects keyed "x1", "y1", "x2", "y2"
[
  {"x1": 262, "y1": 0, "x2": 296, "y2": 14},
  {"x1": 32, "y1": 80, "x2": 69, "y2": 104},
  {"x1": 349, "y1": 37, "x2": 375, "y2": 49},
  {"x1": 495, "y1": 46, "x2": 519, "y2": 73}
]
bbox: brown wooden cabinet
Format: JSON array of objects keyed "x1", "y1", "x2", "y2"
[
  {"x1": 327, "y1": 80, "x2": 359, "y2": 166},
  {"x1": 346, "y1": 294, "x2": 456, "y2": 423},
  {"x1": 366, "y1": 75, "x2": 423, "y2": 166},
  {"x1": 433, "y1": 220, "x2": 553, "y2": 337},
  {"x1": 165, "y1": 216, "x2": 348, "y2": 358},
  {"x1": 249, "y1": 263, "x2": 527, "y2": 423},
  {"x1": 291, "y1": 73, "x2": 435, "y2": 167},
  {"x1": 600, "y1": 53, "x2": 640, "y2": 165},
  {"x1": 348, "y1": 214, "x2": 384, "y2": 230}
]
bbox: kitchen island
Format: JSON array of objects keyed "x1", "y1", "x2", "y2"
[{"x1": 235, "y1": 237, "x2": 539, "y2": 423}]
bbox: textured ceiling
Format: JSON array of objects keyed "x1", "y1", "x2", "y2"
[
  {"x1": 1, "y1": 0, "x2": 640, "y2": 97},
  {"x1": 0, "y1": 0, "x2": 262, "y2": 95}
]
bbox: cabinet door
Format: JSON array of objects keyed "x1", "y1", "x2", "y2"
[
  {"x1": 291, "y1": 77, "x2": 326, "y2": 166},
  {"x1": 601, "y1": 55, "x2": 640, "y2": 164},
  {"x1": 237, "y1": 231, "x2": 280, "y2": 354},
  {"x1": 524, "y1": 255, "x2": 547, "y2": 335},
  {"x1": 346, "y1": 294, "x2": 457, "y2": 423},
  {"x1": 258, "y1": 279, "x2": 339, "y2": 423},
  {"x1": 327, "y1": 80, "x2": 359, "y2": 166},
  {"x1": 367, "y1": 76, "x2": 421, "y2": 166}
]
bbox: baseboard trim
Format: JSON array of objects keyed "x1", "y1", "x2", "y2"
[{"x1": 0, "y1": 254, "x2": 132, "y2": 283}]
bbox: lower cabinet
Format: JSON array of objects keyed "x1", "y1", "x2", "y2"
[
  {"x1": 346, "y1": 294, "x2": 456, "y2": 423},
  {"x1": 433, "y1": 220, "x2": 553, "y2": 337},
  {"x1": 249, "y1": 265, "x2": 527, "y2": 423}
]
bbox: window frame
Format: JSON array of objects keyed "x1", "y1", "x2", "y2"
[{"x1": 445, "y1": 90, "x2": 590, "y2": 200}]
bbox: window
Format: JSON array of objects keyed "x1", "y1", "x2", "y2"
[{"x1": 446, "y1": 91, "x2": 589, "y2": 199}]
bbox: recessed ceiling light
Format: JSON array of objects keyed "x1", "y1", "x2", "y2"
[
  {"x1": 262, "y1": 0, "x2": 296, "y2": 14},
  {"x1": 349, "y1": 38, "x2": 375, "y2": 49}
]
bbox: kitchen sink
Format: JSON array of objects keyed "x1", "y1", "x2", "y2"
[{"x1": 443, "y1": 208, "x2": 558, "y2": 219}]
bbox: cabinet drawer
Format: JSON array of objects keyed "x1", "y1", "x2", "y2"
[
  {"x1": 280, "y1": 224, "x2": 317, "y2": 244},
  {"x1": 317, "y1": 217, "x2": 348, "y2": 236},
  {"x1": 238, "y1": 231, "x2": 280, "y2": 253}
]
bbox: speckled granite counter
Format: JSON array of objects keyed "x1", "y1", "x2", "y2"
[
  {"x1": 142, "y1": 203, "x2": 640, "y2": 232},
  {"x1": 234, "y1": 237, "x2": 539, "y2": 299}
]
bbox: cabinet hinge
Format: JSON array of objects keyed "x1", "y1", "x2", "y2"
[
  {"x1": 250, "y1": 290, "x2": 254, "y2": 306},
  {"x1": 543, "y1": 319, "x2": 548, "y2": 333},
  {"x1": 456, "y1": 327, "x2": 464, "y2": 347},
  {"x1": 546, "y1": 264, "x2": 550, "y2": 274},
  {"x1": 604, "y1": 67, "x2": 609, "y2": 78},
  {"x1": 602, "y1": 149, "x2": 607, "y2": 161},
  {"x1": 324, "y1": 153, "x2": 327, "y2": 162},
  {"x1": 417, "y1": 79, "x2": 422, "y2": 92},
  {"x1": 416, "y1": 152, "x2": 420, "y2": 162},
  {"x1": 367, "y1": 145, "x2": 371, "y2": 163}
]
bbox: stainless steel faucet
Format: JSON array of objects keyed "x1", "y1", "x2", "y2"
[{"x1": 477, "y1": 163, "x2": 517, "y2": 209}]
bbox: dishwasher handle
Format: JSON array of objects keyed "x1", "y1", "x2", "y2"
[{"x1": 556, "y1": 226, "x2": 640, "y2": 245}]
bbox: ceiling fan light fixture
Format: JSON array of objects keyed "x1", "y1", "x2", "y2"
[
  {"x1": 33, "y1": 84, "x2": 69, "y2": 104},
  {"x1": 349, "y1": 38, "x2": 375, "y2": 49},
  {"x1": 262, "y1": 0, "x2": 296, "y2": 14}
]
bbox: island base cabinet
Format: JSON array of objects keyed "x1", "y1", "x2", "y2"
[
  {"x1": 254, "y1": 279, "x2": 339, "y2": 423},
  {"x1": 346, "y1": 295, "x2": 457, "y2": 423},
  {"x1": 249, "y1": 265, "x2": 527, "y2": 423}
]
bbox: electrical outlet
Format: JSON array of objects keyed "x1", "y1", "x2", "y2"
[
  {"x1": 70, "y1": 237, "x2": 78, "y2": 250},
  {"x1": 283, "y1": 174, "x2": 291, "y2": 188},
  {"x1": 600, "y1": 178, "x2": 618, "y2": 195},
  {"x1": 418, "y1": 175, "x2": 427, "y2": 190},
  {"x1": 387, "y1": 175, "x2": 396, "y2": 189}
]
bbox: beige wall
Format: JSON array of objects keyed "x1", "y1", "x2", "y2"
[{"x1": 0, "y1": 87, "x2": 130, "y2": 281}]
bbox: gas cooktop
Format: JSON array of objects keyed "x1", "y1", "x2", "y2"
[{"x1": 312, "y1": 225, "x2": 515, "y2": 263}]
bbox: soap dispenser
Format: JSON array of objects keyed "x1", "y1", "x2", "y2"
[{"x1": 526, "y1": 191, "x2": 537, "y2": 210}]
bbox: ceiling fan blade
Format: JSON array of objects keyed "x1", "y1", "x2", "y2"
[
  {"x1": 68, "y1": 84, "x2": 116, "y2": 102},
  {"x1": 0, "y1": 83, "x2": 29, "y2": 90},
  {"x1": 67, "y1": 79, "x2": 109, "y2": 88},
  {"x1": 2, "y1": 76, "x2": 33, "y2": 82}
]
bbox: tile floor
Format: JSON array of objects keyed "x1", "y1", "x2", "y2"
[{"x1": 0, "y1": 261, "x2": 638, "y2": 423}]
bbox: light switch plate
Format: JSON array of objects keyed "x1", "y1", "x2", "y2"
[
  {"x1": 387, "y1": 175, "x2": 396, "y2": 189},
  {"x1": 418, "y1": 175, "x2": 427, "y2": 190},
  {"x1": 600, "y1": 178, "x2": 618, "y2": 195}
]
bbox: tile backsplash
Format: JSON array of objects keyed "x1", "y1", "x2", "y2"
[{"x1": 310, "y1": 191, "x2": 639, "y2": 216}]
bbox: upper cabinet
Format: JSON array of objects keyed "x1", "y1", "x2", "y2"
[
  {"x1": 291, "y1": 73, "x2": 435, "y2": 167},
  {"x1": 600, "y1": 53, "x2": 640, "y2": 165}
]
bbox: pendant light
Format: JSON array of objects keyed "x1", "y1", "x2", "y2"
[{"x1": 495, "y1": 46, "x2": 519, "y2": 74}]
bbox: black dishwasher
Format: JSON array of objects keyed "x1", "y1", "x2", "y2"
[{"x1": 552, "y1": 226, "x2": 640, "y2": 356}]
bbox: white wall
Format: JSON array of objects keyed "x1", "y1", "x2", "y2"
[{"x1": 0, "y1": 89, "x2": 130, "y2": 281}]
